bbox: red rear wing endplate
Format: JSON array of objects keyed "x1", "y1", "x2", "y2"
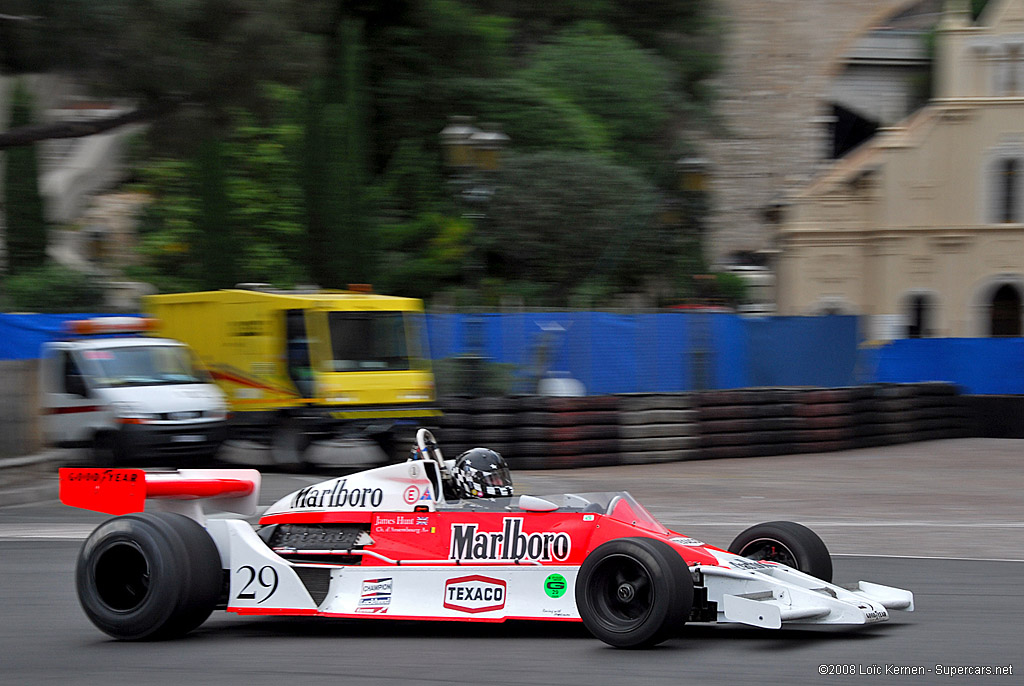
[{"x1": 59, "y1": 468, "x2": 261, "y2": 516}]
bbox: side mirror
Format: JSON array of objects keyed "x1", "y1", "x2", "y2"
[{"x1": 518, "y1": 495, "x2": 559, "y2": 513}]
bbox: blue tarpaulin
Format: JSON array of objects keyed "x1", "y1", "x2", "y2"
[
  {"x1": 870, "y1": 337, "x2": 1024, "y2": 394},
  {"x1": 746, "y1": 315, "x2": 860, "y2": 388},
  {"x1": 424, "y1": 312, "x2": 858, "y2": 393},
  {"x1": 3, "y1": 311, "x2": 863, "y2": 393},
  {"x1": 0, "y1": 313, "x2": 124, "y2": 360}
]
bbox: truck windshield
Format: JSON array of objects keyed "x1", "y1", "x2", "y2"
[
  {"x1": 326, "y1": 312, "x2": 424, "y2": 372},
  {"x1": 81, "y1": 345, "x2": 211, "y2": 388}
]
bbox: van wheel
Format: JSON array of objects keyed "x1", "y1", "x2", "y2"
[
  {"x1": 76, "y1": 512, "x2": 222, "y2": 640},
  {"x1": 91, "y1": 432, "x2": 125, "y2": 466}
]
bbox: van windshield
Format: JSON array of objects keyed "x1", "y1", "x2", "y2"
[
  {"x1": 80, "y1": 345, "x2": 211, "y2": 388},
  {"x1": 325, "y1": 311, "x2": 425, "y2": 372}
]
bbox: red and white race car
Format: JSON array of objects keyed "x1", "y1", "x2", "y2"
[{"x1": 60, "y1": 429, "x2": 913, "y2": 648}]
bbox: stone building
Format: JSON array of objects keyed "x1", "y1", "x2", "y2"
[
  {"x1": 778, "y1": 0, "x2": 1024, "y2": 339},
  {"x1": 702, "y1": 0, "x2": 938, "y2": 268}
]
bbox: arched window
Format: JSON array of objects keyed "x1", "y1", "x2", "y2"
[
  {"x1": 984, "y1": 146, "x2": 1024, "y2": 224},
  {"x1": 991, "y1": 284, "x2": 1022, "y2": 337},
  {"x1": 1001, "y1": 158, "x2": 1019, "y2": 223},
  {"x1": 906, "y1": 293, "x2": 932, "y2": 338}
]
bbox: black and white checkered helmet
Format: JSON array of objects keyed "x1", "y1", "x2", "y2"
[{"x1": 452, "y1": 448, "x2": 513, "y2": 498}]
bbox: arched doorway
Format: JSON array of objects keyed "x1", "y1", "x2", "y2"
[
  {"x1": 991, "y1": 284, "x2": 1022, "y2": 337},
  {"x1": 906, "y1": 293, "x2": 932, "y2": 338}
]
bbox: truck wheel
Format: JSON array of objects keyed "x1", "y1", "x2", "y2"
[
  {"x1": 91, "y1": 431, "x2": 125, "y2": 467},
  {"x1": 575, "y1": 538, "x2": 693, "y2": 648},
  {"x1": 76, "y1": 512, "x2": 222, "y2": 640},
  {"x1": 728, "y1": 521, "x2": 833, "y2": 582},
  {"x1": 271, "y1": 419, "x2": 311, "y2": 468}
]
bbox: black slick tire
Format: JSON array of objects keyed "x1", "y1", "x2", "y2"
[
  {"x1": 76, "y1": 512, "x2": 223, "y2": 640},
  {"x1": 728, "y1": 520, "x2": 833, "y2": 582},
  {"x1": 575, "y1": 537, "x2": 693, "y2": 649}
]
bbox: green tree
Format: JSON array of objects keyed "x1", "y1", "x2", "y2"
[
  {"x1": 0, "y1": 0, "x2": 322, "y2": 150},
  {"x1": 377, "y1": 212, "x2": 472, "y2": 299},
  {"x1": 521, "y1": 23, "x2": 675, "y2": 173},
  {"x1": 442, "y1": 77, "x2": 610, "y2": 153},
  {"x1": 1, "y1": 263, "x2": 106, "y2": 312},
  {"x1": 131, "y1": 87, "x2": 309, "y2": 292},
  {"x1": 480, "y1": 151, "x2": 669, "y2": 304},
  {"x1": 3, "y1": 79, "x2": 48, "y2": 274},
  {"x1": 304, "y1": 17, "x2": 375, "y2": 288}
]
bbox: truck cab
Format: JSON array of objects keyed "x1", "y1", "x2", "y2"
[{"x1": 39, "y1": 317, "x2": 229, "y2": 463}]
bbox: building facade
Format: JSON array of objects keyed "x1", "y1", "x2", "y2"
[
  {"x1": 778, "y1": 0, "x2": 1024, "y2": 339},
  {"x1": 700, "y1": 0, "x2": 923, "y2": 267}
]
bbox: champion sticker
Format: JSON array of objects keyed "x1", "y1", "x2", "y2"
[{"x1": 356, "y1": 577, "x2": 392, "y2": 614}]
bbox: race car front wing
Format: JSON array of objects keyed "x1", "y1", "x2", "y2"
[{"x1": 697, "y1": 561, "x2": 914, "y2": 629}]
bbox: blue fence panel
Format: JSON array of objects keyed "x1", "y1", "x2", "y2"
[
  {"x1": 587, "y1": 313, "x2": 639, "y2": 394},
  {"x1": 0, "y1": 313, "x2": 123, "y2": 360},
  {"x1": 745, "y1": 315, "x2": 859, "y2": 388},
  {"x1": 4, "y1": 311, "x2": 864, "y2": 394},
  {"x1": 872, "y1": 338, "x2": 1024, "y2": 394},
  {"x1": 711, "y1": 314, "x2": 750, "y2": 389}
]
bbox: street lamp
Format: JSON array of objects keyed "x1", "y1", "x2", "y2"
[
  {"x1": 439, "y1": 115, "x2": 480, "y2": 169},
  {"x1": 469, "y1": 123, "x2": 510, "y2": 172},
  {"x1": 677, "y1": 156, "x2": 710, "y2": 192}
]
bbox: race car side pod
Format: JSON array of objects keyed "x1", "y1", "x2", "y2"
[{"x1": 59, "y1": 468, "x2": 261, "y2": 523}]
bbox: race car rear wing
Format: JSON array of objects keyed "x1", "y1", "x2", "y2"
[{"x1": 59, "y1": 468, "x2": 261, "y2": 522}]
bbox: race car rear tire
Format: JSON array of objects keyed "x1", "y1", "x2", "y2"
[
  {"x1": 576, "y1": 537, "x2": 693, "y2": 649},
  {"x1": 728, "y1": 521, "x2": 833, "y2": 582},
  {"x1": 76, "y1": 512, "x2": 223, "y2": 640}
]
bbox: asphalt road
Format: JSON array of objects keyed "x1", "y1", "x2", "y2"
[
  {"x1": 0, "y1": 542, "x2": 1017, "y2": 686},
  {"x1": 1, "y1": 438, "x2": 1022, "y2": 685}
]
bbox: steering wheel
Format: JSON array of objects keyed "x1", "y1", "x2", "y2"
[{"x1": 415, "y1": 428, "x2": 447, "y2": 475}]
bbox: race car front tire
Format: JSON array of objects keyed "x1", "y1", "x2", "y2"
[
  {"x1": 728, "y1": 520, "x2": 833, "y2": 583},
  {"x1": 576, "y1": 537, "x2": 693, "y2": 649},
  {"x1": 76, "y1": 512, "x2": 223, "y2": 640}
]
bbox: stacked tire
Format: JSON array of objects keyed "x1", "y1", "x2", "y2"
[
  {"x1": 513, "y1": 395, "x2": 621, "y2": 469},
  {"x1": 695, "y1": 388, "x2": 800, "y2": 459},
  {"x1": 433, "y1": 382, "x2": 970, "y2": 469},
  {"x1": 616, "y1": 393, "x2": 699, "y2": 464},
  {"x1": 436, "y1": 395, "x2": 622, "y2": 469},
  {"x1": 850, "y1": 383, "x2": 918, "y2": 448},
  {"x1": 436, "y1": 394, "x2": 516, "y2": 458},
  {"x1": 791, "y1": 387, "x2": 857, "y2": 454},
  {"x1": 905, "y1": 381, "x2": 971, "y2": 441}
]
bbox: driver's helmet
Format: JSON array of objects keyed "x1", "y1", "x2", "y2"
[{"x1": 452, "y1": 448, "x2": 513, "y2": 498}]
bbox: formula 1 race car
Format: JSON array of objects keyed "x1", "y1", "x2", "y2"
[{"x1": 59, "y1": 429, "x2": 913, "y2": 648}]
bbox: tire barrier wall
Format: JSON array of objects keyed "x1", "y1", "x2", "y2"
[{"x1": 430, "y1": 382, "x2": 970, "y2": 469}]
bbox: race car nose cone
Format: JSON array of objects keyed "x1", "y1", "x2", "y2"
[{"x1": 617, "y1": 583, "x2": 636, "y2": 602}]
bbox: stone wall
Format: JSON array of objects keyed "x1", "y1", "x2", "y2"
[
  {"x1": 0, "y1": 360, "x2": 41, "y2": 458},
  {"x1": 701, "y1": 0, "x2": 911, "y2": 265}
]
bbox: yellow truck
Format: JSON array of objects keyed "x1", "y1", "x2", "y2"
[{"x1": 144, "y1": 286, "x2": 438, "y2": 465}]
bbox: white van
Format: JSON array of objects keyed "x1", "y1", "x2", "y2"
[{"x1": 39, "y1": 317, "x2": 229, "y2": 463}]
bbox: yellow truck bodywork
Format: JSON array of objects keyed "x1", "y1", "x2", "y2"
[{"x1": 143, "y1": 289, "x2": 438, "y2": 438}]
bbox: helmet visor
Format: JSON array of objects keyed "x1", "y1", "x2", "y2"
[{"x1": 480, "y1": 465, "x2": 512, "y2": 488}]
